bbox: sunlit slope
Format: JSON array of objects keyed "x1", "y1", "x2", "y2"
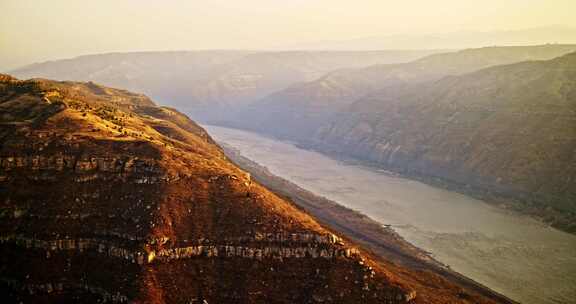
[{"x1": 1, "y1": 75, "x2": 511, "y2": 303}]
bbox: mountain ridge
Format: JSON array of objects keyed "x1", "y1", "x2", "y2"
[
  {"x1": 313, "y1": 51, "x2": 576, "y2": 233},
  {"x1": 218, "y1": 44, "x2": 576, "y2": 140},
  {"x1": 10, "y1": 50, "x2": 442, "y2": 122},
  {"x1": 0, "y1": 74, "x2": 515, "y2": 303},
  {"x1": 0, "y1": 74, "x2": 408, "y2": 303}
]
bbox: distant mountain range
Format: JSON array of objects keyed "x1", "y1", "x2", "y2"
[
  {"x1": 223, "y1": 44, "x2": 576, "y2": 140},
  {"x1": 10, "y1": 44, "x2": 576, "y2": 235},
  {"x1": 10, "y1": 50, "x2": 441, "y2": 120}
]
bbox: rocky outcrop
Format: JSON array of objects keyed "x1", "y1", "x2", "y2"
[
  {"x1": 0, "y1": 233, "x2": 361, "y2": 263},
  {"x1": 0, "y1": 75, "x2": 423, "y2": 304}
]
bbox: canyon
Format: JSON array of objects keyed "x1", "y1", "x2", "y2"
[
  {"x1": 6, "y1": 44, "x2": 576, "y2": 303},
  {"x1": 0, "y1": 74, "x2": 513, "y2": 303},
  {"x1": 206, "y1": 125, "x2": 576, "y2": 304},
  {"x1": 310, "y1": 51, "x2": 576, "y2": 234},
  {"x1": 14, "y1": 47, "x2": 576, "y2": 234},
  {"x1": 206, "y1": 47, "x2": 576, "y2": 235}
]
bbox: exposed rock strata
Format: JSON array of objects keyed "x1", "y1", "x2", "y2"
[{"x1": 0, "y1": 75, "x2": 417, "y2": 303}]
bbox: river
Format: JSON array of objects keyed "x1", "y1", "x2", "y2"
[{"x1": 205, "y1": 125, "x2": 576, "y2": 304}]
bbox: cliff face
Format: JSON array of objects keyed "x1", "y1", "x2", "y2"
[
  {"x1": 220, "y1": 44, "x2": 576, "y2": 140},
  {"x1": 0, "y1": 75, "x2": 422, "y2": 303},
  {"x1": 315, "y1": 52, "x2": 576, "y2": 232}
]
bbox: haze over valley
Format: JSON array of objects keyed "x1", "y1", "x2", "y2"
[{"x1": 2, "y1": 1, "x2": 576, "y2": 303}]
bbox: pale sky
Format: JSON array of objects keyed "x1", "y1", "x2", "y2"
[{"x1": 2, "y1": 0, "x2": 576, "y2": 70}]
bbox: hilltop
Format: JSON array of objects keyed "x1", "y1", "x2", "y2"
[{"x1": 0, "y1": 75, "x2": 515, "y2": 303}]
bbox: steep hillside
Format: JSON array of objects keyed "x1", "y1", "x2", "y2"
[
  {"x1": 0, "y1": 75, "x2": 514, "y2": 303},
  {"x1": 10, "y1": 50, "x2": 440, "y2": 121},
  {"x1": 315, "y1": 52, "x2": 576, "y2": 233},
  {"x1": 220, "y1": 44, "x2": 576, "y2": 139}
]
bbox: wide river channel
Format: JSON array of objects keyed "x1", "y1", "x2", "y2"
[{"x1": 205, "y1": 125, "x2": 576, "y2": 304}]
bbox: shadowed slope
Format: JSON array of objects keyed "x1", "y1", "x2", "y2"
[
  {"x1": 316, "y1": 52, "x2": 576, "y2": 233},
  {"x1": 222, "y1": 44, "x2": 576, "y2": 140}
]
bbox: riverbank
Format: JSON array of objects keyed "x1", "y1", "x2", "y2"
[
  {"x1": 210, "y1": 122, "x2": 575, "y2": 235},
  {"x1": 207, "y1": 125, "x2": 576, "y2": 304},
  {"x1": 221, "y1": 143, "x2": 518, "y2": 304},
  {"x1": 300, "y1": 140, "x2": 576, "y2": 235}
]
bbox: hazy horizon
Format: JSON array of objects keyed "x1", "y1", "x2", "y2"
[
  {"x1": 2, "y1": 0, "x2": 576, "y2": 70},
  {"x1": 2, "y1": 2, "x2": 576, "y2": 304}
]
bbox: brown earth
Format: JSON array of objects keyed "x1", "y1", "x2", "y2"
[
  {"x1": 222, "y1": 144, "x2": 518, "y2": 304},
  {"x1": 0, "y1": 74, "x2": 511, "y2": 303}
]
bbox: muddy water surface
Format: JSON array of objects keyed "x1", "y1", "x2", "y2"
[{"x1": 206, "y1": 125, "x2": 576, "y2": 304}]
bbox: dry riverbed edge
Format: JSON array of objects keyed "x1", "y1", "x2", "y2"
[{"x1": 220, "y1": 143, "x2": 519, "y2": 304}]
